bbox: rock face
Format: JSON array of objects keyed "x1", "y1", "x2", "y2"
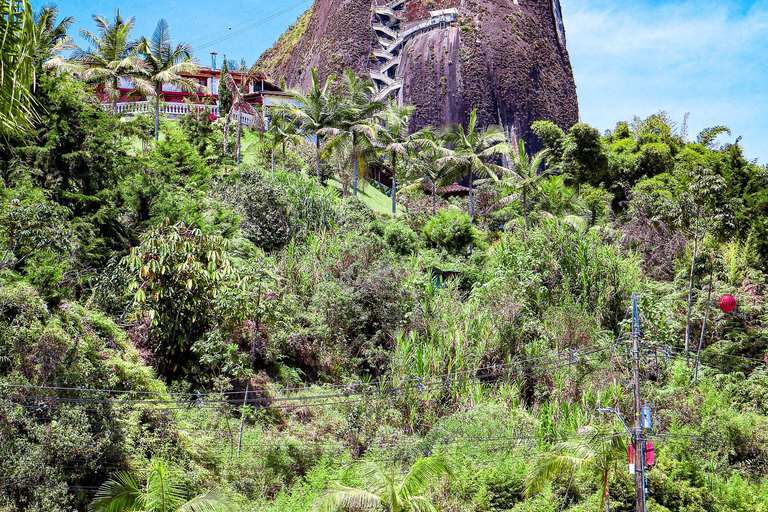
[{"x1": 257, "y1": 0, "x2": 578, "y2": 146}]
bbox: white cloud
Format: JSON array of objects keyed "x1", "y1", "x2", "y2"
[{"x1": 562, "y1": 0, "x2": 768, "y2": 160}]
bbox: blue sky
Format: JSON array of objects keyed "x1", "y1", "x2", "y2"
[{"x1": 40, "y1": 0, "x2": 767, "y2": 161}]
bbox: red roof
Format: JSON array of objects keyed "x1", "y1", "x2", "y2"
[{"x1": 438, "y1": 183, "x2": 470, "y2": 194}]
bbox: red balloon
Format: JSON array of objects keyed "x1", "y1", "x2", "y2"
[{"x1": 719, "y1": 294, "x2": 737, "y2": 313}]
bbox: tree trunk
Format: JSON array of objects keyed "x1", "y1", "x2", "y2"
[
  {"x1": 604, "y1": 470, "x2": 611, "y2": 512},
  {"x1": 694, "y1": 259, "x2": 714, "y2": 385},
  {"x1": 154, "y1": 85, "x2": 161, "y2": 141},
  {"x1": 236, "y1": 106, "x2": 243, "y2": 172},
  {"x1": 353, "y1": 132, "x2": 359, "y2": 196},
  {"x1": 391, "y1": 152, "x2": 397, "y2": 217},
  {"x1": 469, "y1": 173, "x2": 474, "y2": 222},
  {"x1": 112, "y1": 77, "x2": 119, "y2": 115},
  {"x1": 432, "y1": 181, "x2": 437, "y2": 215},
  {"x1": 316, "y1": 136, "x2": 322, "y2": 183},
  {"x1": 685, "y1": 210, "x2": 702, "y2": 361},
  {"x1": 523, "y1": 188, "x2": 529, "y2": 231},
  {"x1": 282, "y1": 141, "x2": 286, "y2": 172},
  {"x1": 271, "y1": 148, "x2": 275, "y2": 173}
]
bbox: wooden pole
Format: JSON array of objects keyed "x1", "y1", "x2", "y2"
[
  {"x1": 237, "y1": 380, "x2": 250, "y2": 457},
  {"x1": 632, "y1": 293, "x2": 646, "y2": 512}
]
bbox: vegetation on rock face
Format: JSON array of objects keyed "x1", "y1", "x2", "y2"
[{"x1": 2, "y1": 5, "x2": 768, "y2": 512}]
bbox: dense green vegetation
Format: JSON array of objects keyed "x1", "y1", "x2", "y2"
[{"x1": 2, "y1": 3, "x2": 768, "y2": 512}]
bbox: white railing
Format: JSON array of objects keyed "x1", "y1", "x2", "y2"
[
  {"x1": 373, "y1": 49, "x2": 394, "y2": 60},
  {"x1": 230, "y1": 110, "x2": 262, "y2": 129},
  {"x1": 105, "y1": 101, "x2": 266, "y2": 129},
  {"x1": 370, "y1": 70, "x2": 395, "y2": 85},
  {"x1": 375, "y1": 79, "x2": 403, "y2": 101},
  {"x1": 385, "y1": 15, "x2": 455, "y2": 53},
  {"x1": 107, "y1": 101, "x2": 220, "y2": 117},
  {"x1": 372, "y1": 23, "x2": 397, "y2": 39},
  {"x1": 379, "y1": 55, "x2": 401, "y2": 73}
]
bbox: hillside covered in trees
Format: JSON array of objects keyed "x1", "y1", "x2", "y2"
[{"x1": 2, "y1": 3, "x2": 768, "y2": 512}]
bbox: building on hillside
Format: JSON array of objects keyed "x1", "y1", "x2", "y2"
[{"x1": 91, "y1": 53, "x2": 294, "y2": 124}]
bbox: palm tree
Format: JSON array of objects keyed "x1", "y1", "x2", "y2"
[
  {"x1": 401, "y1": 127, "x2": 455, "y2": 215},
  {"x1": 265, "y1": 108, "x2": 304, "y2": 172},
  {"x1": 314, "y1": 456, "x2": 450, "y2": 512},
  {"x1": 525, "y1": 427, "x2": 626, "y2": 512},
  {"x1": 0, "y1": 0, "x2": 37, "y2": 138},
  {"x1": 90, "y1": 458, "x2": 233, "y2": 512},
  {"x1": 326, "y1": 69, "x2": 382, "y2": 196},
  {"x1": 31, "y1": 5, "x2": 78, "y2": 72},
  {"x1": 222, "y1": 72, "x2": 262, "y2": 171},
  {"x1": 75, "y1": 10, "x2": 152, "y2": 115},
  {"x1": 138, "y1": 19, "x2": 201, "y2": 140},
  {"x1": 375, "y1": 99, "x2": 420, "y2": 217},
  {"x1": 494, "y1": 140, "x2": 550, "y2": 231},
  {"x1": 289, "y1": 68, "x2": 342, "y2": 183},
  {"x1": 441, "y1": 109, "x2": 509, "y2": 221}
]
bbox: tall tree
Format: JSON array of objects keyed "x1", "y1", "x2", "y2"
[
  {"x1": 75, "y1": 10, "x2": 151, "y2": 115},
  {"x1": 217, "y1": 60, "x2": 232, "y2": 119},
  {"x1": 0, "y1": 0, "x2": 37, "y2": 138},
  {"x1": 31, "y1": 5, "x2": 78, "y2": 72},
  {"x1": 441, "y1": 109, "x2": 509, "y2": 221},
  {"x1": 326, "y1": 69, "x2": 382, "y2": 196},
  {"x1": 401, "y1": 127, "x2": 455, "y2": 215},
  {"x1": 374, "y1": 99, "x2": 417, "y2": 217},
  {"x1": 138, "y1": 19, "x2": 200, "y2": 140},
  {"x1": 267, "y1": 108, "x2": 303, "y2": 173},
  {"x1": 680, "y1": 166, "x2": 726, "y2": 358},
  {"x1": 496, "y1": 140, "x2": 551, "y2": 230},
  {"x1": 314, "y1": 456, "x2": 450, "y2": 512},
  {"x1": 222, "y1": 72, "x2": 261, "y2": 171},
  {"x1": 525, "y1": 427, "x2": 626, "y2": 512},
  {"x1": 289, "y1": 67, "x2": 341, "y2": 183},
  {"x1": 90, "y1": 458, "x2": 234, "y2": 512}
]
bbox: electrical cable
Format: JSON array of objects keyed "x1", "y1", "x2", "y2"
[
  {"x1": 0, "y1": 346, "x2": 614, "y2": 411},
  {"x1": 193, "y1": 0, "x2": 313, "y2": 53}
]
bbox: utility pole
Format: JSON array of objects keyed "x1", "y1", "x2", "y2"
[{"x1": 631, "y1": 293, "x2": 646, "y2": 512}]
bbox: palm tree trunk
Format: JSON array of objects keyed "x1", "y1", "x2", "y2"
[
  {"x1": 432, "y1": 181, "x2": 437, "y2": 215},
  {"x1": 685, "y1": 209, "x2": 701, "y2": 362},
  {"x1": 271, "y1": 148, "x2": 275, "y2": 173},
  {"x1": 694, "y1": 259, "x2": 714, "y2": 385},
  {"x1": 391, "y1": 152, "x2": 397, "y2": 217},
  {"x1": 282, "y1": 141, "x2": 286, "y2": 172},
  {"x1": 353, "y1": 132, "x2": 359, "y2": 196},
  {"x1": 154, "y1": 85, "x2": 161, "y2": 141},
  {"x1": 604, "y1": 470, "x2": 611, "y2": 512},
  {"x1": 112, "y1": 77, "x2": 118, "y2": 115},
  {"x1": 469, "y1": 173, "x2": 474, "y2": 222},
  {"x1": 316, "y1": 136, "x2": 321, "y2": 183},
  {"x1": 523, "y1": 188, "x2": 529, "y2": 231},
  {"x1": 236, "y1": 106, "x2": 243, "y2": 171}
]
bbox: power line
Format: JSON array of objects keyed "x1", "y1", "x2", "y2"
[
  {"x1": 0, "y1": 345, "x2": 614, "y2": 411},
  {"x1": 0, "y1": 342, "x2": 615, "y2": 399},
  {"x1": 194, "y1": 0, "x2": 313, "y2": 53}
]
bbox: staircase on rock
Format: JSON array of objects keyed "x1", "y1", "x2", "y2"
[{"x1": 368, "y1": 0, "x2": 458, "y2": 103}]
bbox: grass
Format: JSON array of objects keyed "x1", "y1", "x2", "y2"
[{"x1": 328, "y1": 178, "x2": 401, "y2": 216}]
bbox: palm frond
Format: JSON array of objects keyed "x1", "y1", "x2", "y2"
[
  {"x1": 524, "y1": 452, "x2": 590, "y2": 496},
  {"x1": 89, "y1": 471, "x2": 141, "y2": 512},
  {"x1": 406, "y1": 495, "x2": 441, "y2": 512},
  {"x1": 400, "y1": 456, "x2": 451, "y2": 498},
  {"x1": 144, "y1": 459, "x2": 187, "y2": 512},
  {"x1": 313, "y1": 487, "x2": 381, "y2": 512},
  {"x1": 177, "y1": 489, "x2": 235, "y2": 512}
]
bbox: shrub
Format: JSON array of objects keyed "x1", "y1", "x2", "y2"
[
  {"x1": 422, "y1": 210, "x2": 473, "y2": 254},
  {"x1": 383, "y1": 221, "x2": 418, "y2": 255},
  {"x1": 122, "y1": 219, "x2": 253, "y2": 379}
]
